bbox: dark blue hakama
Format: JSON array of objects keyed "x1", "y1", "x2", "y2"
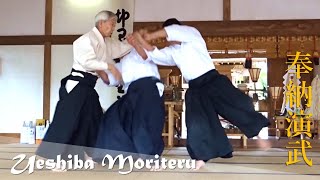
[
  {"x1": 93, "y1": 77, "x2": 165, "y2": 160},
  {"x1": 185, "y1": 69, "x2": 270, "y2": 160},
  {"x1": 36, "y1": 69, "x2": 103, "y2": 160}
]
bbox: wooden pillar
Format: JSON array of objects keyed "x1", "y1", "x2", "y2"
[
  {"x1": 43, "y1": 0, "x2": 52, "y2": 120},
  {"x1": 267, "y1": 58, "x2": 287, "y2": 136},
  {"x1": 223, "y1": 0, "x2": 231, "y2": 21}
]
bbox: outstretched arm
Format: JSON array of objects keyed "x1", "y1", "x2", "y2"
[
  {"x1": 143, "y1": 29, "x2": 168, "y2": 41},
  {"x1": 133, "y1": 30, "x2": 155, "y2": 52},
  {"x1": 146, "y1": 25, "x2": 201, "y2": 43},
  {"x1": 126, "y1": 33, "x2": 148, "y2": 60},
  {"x1": 134, "y1": 31, "x2": 177, "y2": 65},
  {"x1": 97, "y1": 63, "x2": 123, "y2": 87},
  {"x1": 107, "y1": 63, "x2": 122, "y2": 82}
]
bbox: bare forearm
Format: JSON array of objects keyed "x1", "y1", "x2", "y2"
[
  {"x1": 133, "y1": 43, "x2": 148, "y2": 60},
  {"x1": 96, "y1": 70, "x2": 109, "y2": 84},
  {"x1": 134, "y1": 32, "x2": 154, "y2": 51},
  {"x1": 147, "y1": 29, "x2": 168, "y2": 40},
  {"x1": 138, "y1": 38, "x2": 154, "y2": 52},
  {"x1": 127, "y1": 32, "x2": 148, "y2": 59}
]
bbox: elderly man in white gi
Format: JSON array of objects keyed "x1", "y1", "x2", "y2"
[{"x1": 36, "y1": 10, "x2": 132, "y2": 172}]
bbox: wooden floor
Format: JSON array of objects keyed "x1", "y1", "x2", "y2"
[
  {"x1": 3, "y1": 135, "x2": 320, "y2": 148},
  {"x1": 0, "y1": 136, "x2": 319, "y2": 179},
  {"x1": 0, "y1": 144, "x2": 319, "y2": 180},
  {"x1": 168, "y1": 136, "x2": 320, "y2": 149}
]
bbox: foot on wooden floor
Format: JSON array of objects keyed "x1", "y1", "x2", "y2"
[{"x1": 193, "y1": 160, "x2": 206, "y2": 170}]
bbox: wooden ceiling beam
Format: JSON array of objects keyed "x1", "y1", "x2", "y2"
[
  {"x1": 1, "y1": 20, "x2": 320, "y2": 45},
  {"x1": 0, "y1": 35, "x2": 81, "y2": 45},
  {"x1": 133, "y1": 20, "x2": 320, "y2": 36}
]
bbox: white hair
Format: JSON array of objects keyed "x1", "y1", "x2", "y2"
[{"x1": 94, "y1": 10, "x2": 116, "y2": 27}]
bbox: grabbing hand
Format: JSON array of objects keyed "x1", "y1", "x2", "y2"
[
  {"x1": 96, "y1": 70, "x2": 110, "y2": 84},
  {"x1": 133, "y1": 30, "x2": 154, "y2": 51},
  {"x1": 108, "y1": 64, "x2": 122, "y2": 82},
  {"x1": 133, "y1": 31, "x2": 142, "y2": 42},
  {"x1": 126, "y1": 33, "x2": 136, "y2": 46}
]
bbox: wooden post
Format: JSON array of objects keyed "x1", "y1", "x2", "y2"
[
  {"x1": 43, "y1": 0, "x2": 52, "y2": 120},
  {"x1": 223, "y1": 0, "x2": 231, "y2": 21}
]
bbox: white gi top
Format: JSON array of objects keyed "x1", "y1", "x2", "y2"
[
  {"x1": 146, "y1": 24, "x2": 215, "y2": 82},
  {"x1": 72, "y1": 27, "x2": 132, "y2": 76},
  {"x1": 66, "y1": 27, "x2": 132, "y2": 93},
  {"x1": 106, "y1": 49, "x2": 164, "y2": 96}
]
